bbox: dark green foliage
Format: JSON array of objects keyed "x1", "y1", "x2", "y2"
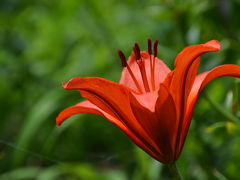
[{"x1": 1, "y1": 0, "x2": 240, "y2": 179}]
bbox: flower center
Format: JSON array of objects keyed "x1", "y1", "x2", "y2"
[{"x1": 118, "y1": 38, "x2": 159, "y2": 93}]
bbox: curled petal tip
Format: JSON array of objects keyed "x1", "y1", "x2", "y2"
[
  {"x1": 56, "y1": 116, "x2": 62, "y2": 126},
  {"x1": 62, "y1": 82, "x2": 67, "y2": 89},
  {"x1": 204, "y1": 40, "x2": 221, "y2": 51}
]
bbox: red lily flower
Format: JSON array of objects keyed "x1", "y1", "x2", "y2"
[{"x1": 56, "y1": 39, "x2": 240, "y2": 164}]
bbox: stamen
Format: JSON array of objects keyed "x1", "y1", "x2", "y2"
[
  {"x1": 148, "y1": 38, "x2": 154, "y2": 90},
  {"x1": 147, "y1": 38, "x2": 152, "y2": 55},
  {"x1": 152, "y1": 39, "x2": 159, "y2": 91},
  {"x1": 134, "y1": 43, "x2": 141, "y2": 60},
  {"x1": 134, "y1": 43, "x2": 150, "y2": 92},
  {"x1": 154, "y1": 39, "x2": 159, "y2": 57},
  {"x1": 118, "y1": 50, "x2": 127, "y2": 67},
  {"x1": 118, "y1": 50, "x2": 143, "y2": 93},
  {"x1": 139, "y1": 59, "x2": 150, "y2": 92}
]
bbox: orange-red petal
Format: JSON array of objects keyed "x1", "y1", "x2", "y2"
[
  {"x1": 56, "y1": 100, "x2": 102, "y2": 126},
  {"x1": 62, "y1": 77, "x2": 133, "y2": 121},
  {"x1": 155, "y1": 84, "x2": 177, "y2": 161},
  {"x1": 62, "y1": 77, "x2": 164, "y2": 161},
  {"x1": 178, "y1": 64, "x2": 240, "y2": 156},
  {"x1": 56, "y1": 100, "x2": 163, "y2": 162},
  {"x1": 129, "y1": 84, "x2": 177, "y2": 163},
  {"x1": 184, "y1": 57, "x2": 201, "y2": 106},
  {"x1": 170, "y1": 40, "x2": 221, "y2": 118}
]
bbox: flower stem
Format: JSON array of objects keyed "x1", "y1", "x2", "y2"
[{"x1": 168, "y1": 162, "x2": 183, "y2": 180}]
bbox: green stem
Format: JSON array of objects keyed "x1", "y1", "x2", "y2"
[
  {"x1": 204, "y1": 92, "x2": 239, "y2": 123},
  {"x1": 168, "y1": 162, "x2": 183, "y2": 180}
]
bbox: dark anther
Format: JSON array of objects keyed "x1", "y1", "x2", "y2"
[
  {"x1": 147, "y1": 38, "x2": 152, "y2": 55},
  {"x1": 134, "y1": 43, "x2": 141, "y2": 60},
  {"x1": 154, "y1": 39, "x2": 159, "y2": 57},
  {"x1": 133, "y1": 46, "x2": 136, "y2": 58},
  {"x1": 118, "y1": 50, "x2": 127, "y2": 67}
]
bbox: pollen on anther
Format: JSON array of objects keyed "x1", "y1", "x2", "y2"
[
  {"x1": 118, "y1": 50, "x2": 127, "y2": 67},
  {"x1": 154, "y1": 39, "x2": 159, "y2": 57},
  {"x1": 134, "y1": 43, "x2": 141, "y2": 60},
  {"x1": 148, "y1": 38, "x2": 152, "y2": 55}
]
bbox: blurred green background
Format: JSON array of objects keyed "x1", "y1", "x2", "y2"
[{"x1": 1, "y1": 0, "x2": 240, "y2": 179}]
